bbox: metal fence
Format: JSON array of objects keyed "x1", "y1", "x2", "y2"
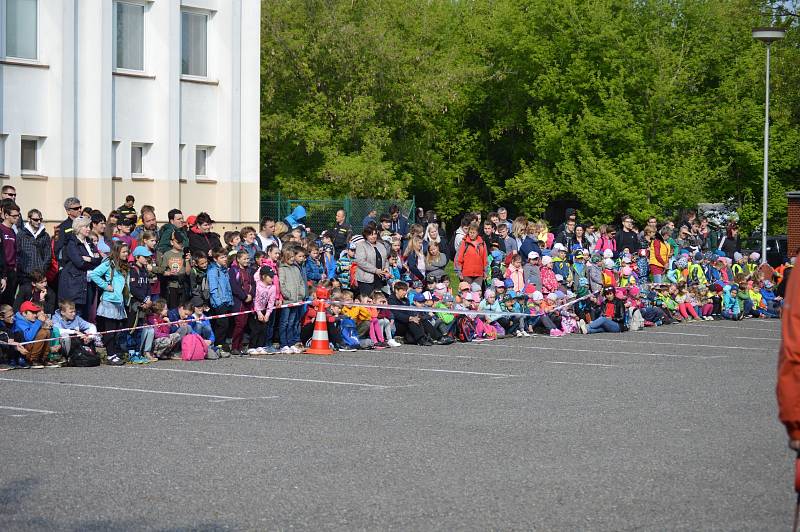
[{"x1": 260, "y1": 193, "x2": 415, "y2": 233}]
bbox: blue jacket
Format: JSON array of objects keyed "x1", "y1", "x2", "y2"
[
  {"x1": 13, "y1": 313, "x2": 43, "y2": 342},
  {"x1": 305, "y1": 257, "x2": 325, "y2": 282},
  {"x1": 89, "y1": 259, "x2": 129, "y2": 304},
  {"x1": 208, "y1": 262, "x2": 233, "y2": 308},
  {"x1": 324, "y1": 253, "x2": 337, "y2": 280},
  {"x1": 519, "y1": 237, "x2": 542, "y2": 260}
]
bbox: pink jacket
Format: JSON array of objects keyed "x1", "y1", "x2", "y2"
[{"x1": 254, "y1": 271, "x2": 276, "y2": 318}]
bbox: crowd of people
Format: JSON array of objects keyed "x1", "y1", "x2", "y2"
[{"x1": 0, "y1": 185, "x2": 794, "y2": 369}]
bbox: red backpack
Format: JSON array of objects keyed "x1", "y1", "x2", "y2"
[{"x1": 181, "y1": 333, "x2": 208, "y2": 361}]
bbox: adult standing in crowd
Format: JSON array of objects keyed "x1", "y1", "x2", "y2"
[
  {"x1": 354, "y1": 227, "x2": 389, "y2": 296},
  {"x1": 16, "y1": 208, "x2": 51, "y2": 287},
  {"x1": 157, "y1": 209, "x2": 188, "y2": 255},
  {"x1": 776, "y1": 251, "x2": 800, "y2": 451},
  {"x1": 616, "y1": 214, "x2": 640, "y2": 254},
  {"x1": 132, "y1": 207, "x2": 157, "y2": 241},
  {"x1": 331, "y1": 209, "x2": 352, "y2": 256},
  {"x1": 117, "y1": 195, "x2": 137, "y2": 222},
  {"x1": 0, "y1": 203, "x2": 18, "y2": 305},
  {"x1": 718, "y1": 222, "x2": 741, "y2": 258},
  {"x1": 55, "y1": 197, "x2": 82, "y2": 260},
  {"x1": 388, "y1": 204, "x2": 409, "y2": 236},
  {"x1": 188, "y1": 212, "x2": 222, "y2": 257},
  {"x1": 255, "y1": 216, "x2": 281, "y2": 252},
  {"x1": 455, "y1": 222, "x2": 487, "y2": 287},
  {"x1": 497, "y1": 207, "x2": 513, "y2": 231},
  {"x1": 58, "y1": 216, "x2": 102, "y2": 317}
]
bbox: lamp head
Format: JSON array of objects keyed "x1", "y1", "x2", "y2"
[{"x1": 752, "y1": 27, "x2": 786, "y2": 43}]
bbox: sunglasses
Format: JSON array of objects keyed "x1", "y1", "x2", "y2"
[
  {"x1": 5, "y1": 193, "x2": 16, "y2": 197},
  {"x1": 68, "y1": 206, "x2": 82, "y2": 211},
  {"x1": 29, "y1": 217, "x2": 42, "y2": 222}
]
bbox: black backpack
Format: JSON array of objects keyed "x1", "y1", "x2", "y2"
[{"x1": 67, "y1": 343, "x2": 101, "y2": 367}]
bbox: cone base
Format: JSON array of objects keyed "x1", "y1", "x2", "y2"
[{"x1": 305, "y1": 346, "x2": 333, "y2": 355}]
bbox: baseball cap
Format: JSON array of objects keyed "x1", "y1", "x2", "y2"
[
  {"x1": 527, "y1": 251, "x2": 540, "y2": 260},
  {"x1": 20, "y1": 301, "x2": 41, "y2": 313},
  {"x1": 504, "y1": 278, "x2": 514, "y2": 289},
  {"x1": 553, "y1": 243, "x2": 567, "y2": 252},
  {"x1": 541, "y1": 256, "x2": 553, "y2": 266},
  {"x1": 492, "y1": 278, "x2": 505, "y2": 288},
  {"x1": 413, "y1": 292, "x2": 426, "y2": 303},
  {"x1": 348, "y1": 242, "x2": 357, "y2": 250},
  {"x1": 458, "y1": 281, "x2": 470, "y2": 292},
  {"x1": 422, "y1": 291, "x2": 433, "y2": 301},
  {"x1": 573, "y1": 249, "x2": 584, "y2": 259},
  {"x1": 190, "y1": 296, "x2": 205, "y2": 308},
  {"x1": 132, "y1": 245, "x2": 152, "y2": 257}
]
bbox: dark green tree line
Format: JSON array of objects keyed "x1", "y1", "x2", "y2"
[{"x1": 260, "y1": 0, "x2": 800, "y2": 232}]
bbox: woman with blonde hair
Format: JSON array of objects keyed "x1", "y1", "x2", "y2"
[{"x1": 404, "y1": 235, "x2": 426, "y2": 282}]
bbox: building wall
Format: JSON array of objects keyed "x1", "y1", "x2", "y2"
[{"x1": 0, "y1": 0, "x2": 260, "y2": 227}]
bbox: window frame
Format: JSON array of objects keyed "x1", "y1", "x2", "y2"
[
  {"x1": 195, "y1": 145, "x2": 208, "y2": 177},
  {"x1": 2, "y1": 0, "x2": 40, "y2": 61},
  {"x1": 130, "y1": 142, "x2": 145, "y2": 176},
  {"x1": 112, "y1": 0, "x2": 146, "y2": 73},
  {"x1": 180, "y1": 8, "x2": 210, "y2": 79},
  {"x1": 20, "y1": 135, "x2": 40, "y2": 174}
]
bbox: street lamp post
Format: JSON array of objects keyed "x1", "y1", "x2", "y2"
[{"x1": 752, "y1": 27, "x2": 786, "y2": 265}]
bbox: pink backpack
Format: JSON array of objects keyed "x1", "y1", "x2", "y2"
[{"x1": 181, "y1": 333, "x2": 208, "y2": 361}]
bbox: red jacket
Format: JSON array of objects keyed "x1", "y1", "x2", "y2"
[
  {"x1": 777, "y1": 260, "x2": 800, "y2": 439},
  {"x1": 455, "y1": 235, "x2": 487, "y2": 278}
]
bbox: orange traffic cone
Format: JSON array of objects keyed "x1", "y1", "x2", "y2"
[{"x1": 305, "y1": 300, "x2": 333, "y2": 355}]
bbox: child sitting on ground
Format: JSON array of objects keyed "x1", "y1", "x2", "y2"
[{"x1": 145, "y1": 299, "x2": 190, "y2": 360}]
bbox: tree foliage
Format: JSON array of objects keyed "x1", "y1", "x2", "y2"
[{"x1": 261, "y1": 0, "x2": 800, "y2": 233}]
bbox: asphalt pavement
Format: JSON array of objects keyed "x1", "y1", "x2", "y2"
[{"x1": 0, "y1": 318, "x2": 788, "y2": 531}]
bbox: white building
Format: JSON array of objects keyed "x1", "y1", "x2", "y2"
[{"x1": 0, "y1": 0, "x2": 261, "y2": 226}]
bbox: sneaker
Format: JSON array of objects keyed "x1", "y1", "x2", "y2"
[
  {"x1": 246, "y1": 347, "x2": 261, "y2": 355},
  {"x1": 338, "y1": 344, "x2": 357, "y2": 352},
  {"x1": 217, "y1": 346, "x2": 231, "y2": 358},
  {"x1": 521, "y1": 330, "x2": 531, "y2": 337},
  {"x1": 279, "y1": 346, "x2": 294, "y2": 354},
  {"x1": 549, "y1": 329, "x2": 564, "y2": 337},
  {"x1": 263, "y1": 345, "x2": 278, "y2": 354},
  {"x1": 578, "y1": 319, "x2": 588, "y2": 335},
  {"x1": 387, "y1": 339, "x2": 401, "y2": 347},
  {"x1": 16, "y1": 357, "x2": 30, "y2": 369},
  {"x1": 0, "y1": 362, "x2": 12, "y2": 371},
  {"x1": 30, "y1": 362, "x2": 45, "y2": 369},
  {"x1": 438, "y1": 336, "x2": 455, "y2": 345},
  {"x1": 393, "y1": 336, "x2": 405, "y2": 344},
  {"x1": 106, "y1": 354, "x2": 125, "y2": 366},
  {"x1": 515, "y1": 330, "x2": 524, "y2": 337},
  {"x1": 44, "y1": 361, "x2": 61, "y2": 368},
  {"x1": 373, "y1": 343, "x2": 387, "y2": 350},
  {"x1": 291, "y1": 345, "x2": 305, "y2": 354},
  {"x1": 205, "y1": 349, "x2": 221, "y2": 360}
]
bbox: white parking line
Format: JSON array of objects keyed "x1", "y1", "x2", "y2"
[
  {"x1": 0, "y1": 377, "x2": 266, "y2": 401},
  {"x1": 142, "y1": 366, "x2": 394, "y2": 389},
  {"x1": 488, "y1": 343, "x2": 724, "y2": 359},
  {"x1": 247, "y1": 358, "x2": 520, "y2": 377},
  {"x1": 640, "y1": 330, "x2": 779, "y2": 341},
  {"x1": 544, "y1": 361, "x2": 616, "y2": 368},
  {"x1": 684, "y1": 322, "x2": 781, "y2": 331},
  {"x1": 0, "y1": 405, "x2": 57, "y2": 414},
  {"x1": 572, "y1": 337, "x2": 766, "y2": 351}
]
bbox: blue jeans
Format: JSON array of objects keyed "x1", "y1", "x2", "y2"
[
  {"x1": 279, "y1": 306, "x2": 301, "y2": 347},
  {"x1": 587, "y1": 316, "x2": 620, "y2": 334}
]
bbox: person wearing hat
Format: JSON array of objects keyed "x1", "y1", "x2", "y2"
[
  {"x1": 523, "y1": 251, "x2": 542, "y2": 292},
  {"x1": 571, "y1": 249, "x2": 588, "y2": 290},
  {"x1": 539, "y1": 255, "x2": 558, "y2": 294},
  {"x1": 12, "y1": 300, "x2": 54, "y2": 368},
  {"x1": 127, "y1": 246, "x2": 156, "y2": 361},
  {"x1": 112, "y1": 216, "x2": 137, "y2": 254}
]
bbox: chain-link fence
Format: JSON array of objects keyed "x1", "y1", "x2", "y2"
[{"x1": 260, "y1": 193, "x2": 415, "y2": 234}]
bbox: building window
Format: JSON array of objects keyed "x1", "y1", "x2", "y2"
[
  {"x1": 20, "y1": 137, "x2": 38, "y2": 173},
  {"x1": 0, "y1": 135, "x2": 6, "y2": 175},
  {"x1": 113, "y1": 1, "x2": 144, "y2": 71},
  {"x1": 181, "y1": 11, "x2": 207, "y2": 77},
  {"x1": 179, "y1": 143, "x2": 185, "y2": 179},
  {"x1": 195, "y1": 146, "x2": 207, "y2": 177},
  {"x1": 112, "y1": 141, "x2": 120, "y2": 177},
  {"x1": 131, "y1": 143, "x2": 144, "y2": 175},
  {"x1": 4, "y1": 0, "x2": 38, "y2": 60}
]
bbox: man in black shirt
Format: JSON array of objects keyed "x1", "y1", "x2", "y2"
[
  {"x1": 331, "y1": 209, "x2": 352, "y2": 256},
  {"x1": 616, "y1": 215, "x2": 640, "y2": 254}
]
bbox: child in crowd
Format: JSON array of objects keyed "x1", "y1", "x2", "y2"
[
  {"x1": 229, "y1": 249, "x2": 255, "y2": 356},
  {"x1": 160, "y1": 232, "x2": 191, "y2": 309},
  {"x1": 252, "y1": 265, "x2": 278, "y2": 354},
  {"x1": 207, "y1": 247, "x2": 233, "y2": 357},
  {"x1": 278, "y1": 246, "x2": 307, "y2": 353},
  {"x1": 145, "y1": 299, "x2": 190, "y2": 360}
]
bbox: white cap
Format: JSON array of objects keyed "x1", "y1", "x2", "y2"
[
  {"x1": 552, "y1": 243, "x2": 567, "y2": 252},
  {"x1": 749, "y1": 252, "x2": 760, "y2": 261},
  {"x1": 532, "y1": 291, "x2": 543, "y2": 301},
  {"x1": 555, "y1": 274, "x2": 564, "y2": 281},
  {"x1": 733, "y1": 252, "x2": 743, "y2": 261},
  {"x1": 547, "y1": 292, "x2": 558, "y2": 301},
  {"x1": 541, "y1": 256, "x2": 553, "y2": 266},
  {"x1": 603, "y1": 258, "x2": 615, "y2": 269},
  {"x1": 527, "y1": 251, "x2": 540, "y2": 260},
  {"x1": 603, "y1": 249, "x2": 614, "y2": 259}
]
